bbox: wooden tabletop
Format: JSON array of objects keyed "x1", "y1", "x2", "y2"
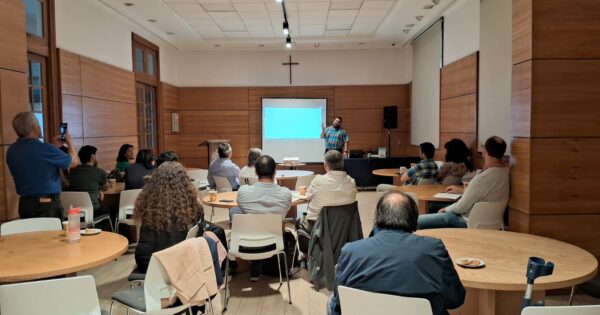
[
  {"x1": 0, "y1": 230, "x2": 128, "y2": 283},
  {"x1": 372, "y1": 168, "x2": 401, "y2": 177},
  {"x1": 416, "y1": 229, "x2": 598, "y2": 291},
  {"x1": 104, "y1": 182, "x2": 125, "y2": 195},
  {"x1": 395, "y1": 184, "x2": 454, "y2": 202},
  {"x1": 202, "y1": 191, "x2": 308, "y2": 208},
  {"x1": 275, "y1": 170, "x2": 314, "y2": 178}
]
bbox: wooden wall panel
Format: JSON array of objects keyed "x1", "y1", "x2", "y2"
[
  {"x1": 439, "y1": 132, "x2": 478, "y2": 158},
  {"x1": 179, "y1": 134, "x2": 249, "y2": 159},
  {"x1": 248, "y1": 86, "x2": 335, "y2": 112},
  {"x1": 0, "y1": 146, "x2": 7, "y2": 221},
  {"x1": 0, "y1": 69, "x2": 29, "y2": 144},
  {"x1": 163, "y1": 134, "x2": 179, "y2": 153},
  {"x1": 179, "y1": 111, "x2": 249, "y2": 134},
  {"x1": 509, "y1": 138, "x2": 531, "y2": 213},
  {"x1": 440, "y1": 94, "x2": 477, "y2": 133},
  {"x1": 2, "y1": 146, "x2": 18, "y2": 221},
  {"x1": 179, "y1": 87, "x2": 248, "y2": 111},
  {"x1": 58, "y1": 50, "x2": 81, "y2": 96},
  {"x1": 511, "y1": 61, "x2": 532, "y2": 137},
  {"x1": 336, "y1": 109, "x2": 383, "y2": 133},
  {"x1": 80, "y1": 57, "x2": 135, "y2": 104},
  {"x1": 83, "y1": 136, "x2": 139, "y2": 171},
  {"x1": 61, "y1": 95, "x2": 83, "y2": 138},
  {"x1": 440, "y1": 53, "x2": 478, "y2": 100},
  {"x1": 512, "y1": 0, "x2": 533, "y2": 65},
  {"x1": 0, "y1": 0, "x2": 26, "y2": 73},
  {"x1": 82, "y1": 98, "x2": 137, "y2": 138},
  {"x1": 334, "y1": 85, "x2": 408, "y2": 109},
  {"x1": 249, "y1": 133, "x2": 261, "y2": 148},
  {"x1": 161, "y1": 83, "x2": 179, "y2": 110},
  {"x1": 527, "y1": 214, "x2": 600, "y2": 259}
]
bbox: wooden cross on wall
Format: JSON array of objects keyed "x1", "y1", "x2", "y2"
[{"x1": 282, "y1": 55, "x2": 299, "y2": 85}]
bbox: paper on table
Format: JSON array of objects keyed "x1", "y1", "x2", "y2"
[{"x1": 433, "y1": 193, "x2": 462, "y2": 200}]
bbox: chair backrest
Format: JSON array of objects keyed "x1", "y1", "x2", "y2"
[
  {"x1": 230, "y1": 214, "x2": 284, "y2": 260},
  {"x1": 467, "y1": 201, "x2": 507, "y2": 230},
  {"x1": 118, "y1": 189, "x2": 142, "y2": 221},
  {"x1": 213, "y1": 175, "x2": 233, "y2": 192},
  {"x1": 186, "y1": 225, "x2": 199, "y2": 239},
  {"x1": 144, "y1": 256, "x2": 176, "y2": 312},
  {"x1": 521, "y1": 305, "x2": 600, "y2": 315},
  {"x1": 240, "y1": 176, "x2": 259, "y2": 186},
  {"x1": 417, "y1": 178, "x2": 438, "y2": 185},
  {"x1": 434, "y1": 160, "x2": 444, "y2": 169},
  {"x1": 0, "y1": 218, "x2": 62, "y2": 236},
  {"x1": 0, "y1": 275, "x2": 102, "y2": 315},
  {"x1": 60, "y1": 191, "x2": 94, "y2": 224},
  {"x1": 187, "y1": 169, "x2": 209, "y2": 187},
  {"x1": 441, "y1": 175, "x2": 462, "y2": 185},
  {"x1": 295, "y1": 174, "x2": 316, "y2": 191},
  {"x1": 338, "y1": 286, "x2": 433, "y2": 315}
]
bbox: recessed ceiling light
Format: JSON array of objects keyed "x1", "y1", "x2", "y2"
[
  {"x1": 314, "y1": 43, "x2": 320, "y2": 48},
  {"x1": 423, "y1": 4, "x2": 434, "y2": 9},
  {"x1": 403, "y1": 29, "x2": 410, "y2": 33},
  {"x1": 415, "y1": 16, "x2": 424, "y2": 21},
  {"x1": 124, "y1": 2, "x2": 133, "y2": 7},
  {"x1": 358, "y1": 42, "x2": 365, "y2": 45},
  {"x1": 214, "y1": 44, "x2": 221, "y2": 48},
  {"x1": 432, "y1": 0, "x2": 441, "y2": 4},
  {"x1": 167, "y1": 32, "x2": 174, "y2": 35},
  {"x1": 258, "y1": 44, "x2": 264, "y2": 47},
  {"x1": 148, "y1": 19, "x2": 157, "y2": 23},
  {"x1": 406, "y1": 24, "x2": 415, "y2": 27}
]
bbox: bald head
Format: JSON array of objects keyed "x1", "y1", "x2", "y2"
[{"x1": 375, "y1": 191, "x2": 419, "y2": 233}]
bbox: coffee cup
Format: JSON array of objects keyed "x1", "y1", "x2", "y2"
[
  {"x1": 410, "y1": 163, "x2": 416, "y2": 168},
  {"x1": 62, "y1": 221, "x2": 69, "y2": 237},
  {"x1": 299, "y1": 186, "x2": 307, "y2": 196},
  {"x1": 209, "y1": 190, "x2": 218, "y2": 202},
  {"x1": 109, "y1": 178, "x2": 116, "y2": 186}
]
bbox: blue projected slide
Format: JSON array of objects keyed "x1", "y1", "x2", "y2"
[{"x1": 264, "y1": 107, "x2": 323, "y2": 139}]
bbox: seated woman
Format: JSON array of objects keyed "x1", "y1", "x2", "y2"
[
  {"x1": 438, "y1": 139, "x2": 472, "y2": 185},
  {"x1": 134, "y1": 162, "x2": 204, "y2": 273},
  {"x1": 125, "y1": 149, "x2": 155, "y2": 190},
  {"x1": 239, "y1": 148, "x2": 262, "y2": 185},
  {"x1": 115, "y1": 144, "x2": 134, "y2": 173}
]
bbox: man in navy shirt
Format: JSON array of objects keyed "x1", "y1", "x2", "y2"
[{"x1": 7, "y1": 112, "x2": 79, "y2": 219}]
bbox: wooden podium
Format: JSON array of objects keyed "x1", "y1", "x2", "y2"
[{"x1": 206, "y1": 139, "x2": 230, "y2": 165}]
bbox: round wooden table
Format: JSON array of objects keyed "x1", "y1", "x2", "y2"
[
  {"x1": 202, "y1": 191, "x2": 308, "y2": 219},
  {"x1": 372, "y1": 168, "x2": 403, "y2": 186},
  {"x1": 416, "y1": 229, "x2": 598, "y2": 315},
  {"x1": 104, "y1": 182, "x2": 125, "y2": 195},
  {"x1": 395, "y1": 184, "x2": 453, "y2": 214},
  {"x1": 275, "y1": 170, "x2": 314, "y2": 190},
  {"x1": 0, "y1": 230, "x2": 128, "y2": 283}
]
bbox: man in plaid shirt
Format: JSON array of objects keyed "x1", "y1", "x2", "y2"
[
  {"x1": 401, "y1": 142, "x2": 438, "y2": 185},
  {"x1": 321, "y1": 116, "x2": 349, "y2": 157}
]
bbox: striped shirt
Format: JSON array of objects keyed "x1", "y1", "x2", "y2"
[
  {"x1": 406, "y1": 159, "x2": 439, "y2": 185},
  {"x1": 324, "y1": 126, "x2": 349, "y2": 150}
]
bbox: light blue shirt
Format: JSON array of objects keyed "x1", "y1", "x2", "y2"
[
  {"x1": 236, "y1": 182, "x2": 292, "y2": 219},
  {"x1": 208, "y1": 158, "x2": 241, "y2": 190}
]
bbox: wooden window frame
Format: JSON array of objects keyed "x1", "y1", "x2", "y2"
[{"x1": 27, "y1": 53, "x2": 49, "y2": 138}]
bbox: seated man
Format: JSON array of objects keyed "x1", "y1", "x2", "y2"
[
  {"x1": 418, "y1": 136, "x2": 509, "y2": 229},
  {"x1": 400, "y1": 142, "x2": 439, "y2": 185},
  {"x1": 298, "y1": 150, "x2": 356, "y2": 235},
  {"x1": 328, "y1": 191, "x2": 465, "y2": 315},
  {"x1": 234, "y1": 155, "x2": 292, "y2": 281},
  {"x1": 208, "y1": 143, "x2": 240, "y2": 190},
  {"x1": 68, "y1": 145, "x2": 110, "y2": 217}
]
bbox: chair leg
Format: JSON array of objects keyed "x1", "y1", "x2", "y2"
[
  {"x1": 276, "y1": 252, "x2": 283, "y2": 284},
  {"x1": 209, "y1": 206, "x2": 215, "y2": 222},
  {"x1": 282, "y1": 252, "x2": 292, "y2": 304},
  {"x1": 109, "y1": 300, "x2": 115, "y2": 314},
  {"x1": 568, "y1": 285, "x2": 575, "y2": 306},
  {"x1": 223, "y1": 257, "x2": 230, "y2": 311},
  {"x1": 115, "y1": 219, "x2": 119, "y2": 233}
]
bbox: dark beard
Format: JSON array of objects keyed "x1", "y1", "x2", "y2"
[{"x1": 334, "y1": 126, "x2": 341, "y2": 130}]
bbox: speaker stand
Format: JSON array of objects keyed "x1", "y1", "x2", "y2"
[{"x1": 387, "y1": 128, "x2": 391, "y2": 158}]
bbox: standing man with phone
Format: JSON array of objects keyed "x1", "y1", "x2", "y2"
[
  {"x1": 321, "y1": 116, "x2": 349, "y2": 158},
  {"x1": 6, "y1": 112, "x2": 79, "y2": 219}
]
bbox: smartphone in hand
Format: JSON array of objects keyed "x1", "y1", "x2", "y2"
[{"x1": 60, "y1": 123, "x2": 68, "y2": 141}]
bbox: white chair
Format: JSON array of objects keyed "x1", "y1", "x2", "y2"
[
  {"x1": 0, "y1": 275, "x2": 102, "y2": 315},
  {"x1": 441, "y1": 175, "x2": 462, "y2": 185},
  {"x1": 0, "y1": 217, "x2": 62, "y2": 236},
  {"x1": 521, "y1": 305, "x2": 600, "y2": 315},
  {"x1": 213, "y1": 175, "x2": 233, "y2": 193},
  {"x1": 434, "y1": 160, "x2": 444, "y2": 169},
  {"x1": 338, "y1": 286, "x2": 433, "y2": 315},
  {"x1": 294, "y1": 174, "x2": 316, "y2": 191},
  {"x1": 240, "y1": 176, "x2": 258, "y2": 186},
  {"x1": 115, "y1": 189, "x2": 142, "y2": 233},
  {"x1": 223, "y1": 214, "x2": 292, "y2": 310},
  {"x1": 467, "y1": 201, "x2": 507, "y2": 230},
  {"x1": 417, "y1": 178, "x2": 438, "y2": 185},
  {"x1": 111, "y1": 256, "x2": 197, "y2": 315},
  {"x1": 186, "y1": 224, "x2": 199, "y2": 240},
  {"x1": 187, "y1": 169, "x2": 209, "y2": 188},
  {"x1": 60, "y1": 191, "x2": 113, "y2": 231}
]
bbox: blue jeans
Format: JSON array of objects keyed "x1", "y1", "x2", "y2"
[
  {"x1": 418, "y1": 212, "x2": 467, "y2": 229},
  {"x1": 229, "y1": 207, "x2": 242, "y2": 221}
]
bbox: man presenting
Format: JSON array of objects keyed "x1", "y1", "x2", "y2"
[
  {"x1": 7, "y1": 112, "x2": 79, "y2": 219},
  {"x1": 321, "y1": 116, "x2": 349, "y2": 157}
]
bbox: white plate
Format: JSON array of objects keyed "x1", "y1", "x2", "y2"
[
  {"x1": 455, "y1": 257, "x2": 485, "y2": 268},
  {"x1": 80, "y1": 228, "x2": 101, "y2": 236}
]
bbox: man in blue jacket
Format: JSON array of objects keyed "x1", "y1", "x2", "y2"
[{"x1": 328, "y1": 191, "x2": 465, "y2": 315}]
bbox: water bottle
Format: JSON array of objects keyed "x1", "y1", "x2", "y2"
[{"x1": 68, "y1": 207, "x2": 81, "y2": 243}]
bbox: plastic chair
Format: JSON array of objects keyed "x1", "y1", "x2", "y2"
[
  {"x1": 240, "y1": 176, "x2": 258, "y2": 186},
  {"x1": 213, "y1": 175, "x2": 233, "y2": 193},
  {"x1": 338, "y1": 286, "x2": 433, "y2": 315},
  {"x1": 223, "y1": 214, "x2": 292, "y2": 310},
  {"x1": 467, "y1": 201, "x2": 507, "y2": 230},
  {"x1": 0, "y1": 275, "x2": 103, "y2": 315},
  {"x1": 521, "y1": 305, "x2": 600, "y2": 315},
  {"x1": 60, "y1": 191, "x2": 113, "y2": 231},
  {"x1": 111, "y1": 256, "x2": 197, "y2": 315},
  {"x1": 417, "y1": 178, "x2": 438, "y2": 185},
  {"x1": 294, "y1": 174, "x2": 316, "y2": 191},
  {"x1": 187, "y1": 169, "x2": 209, "y2": 188},
  {"x1": 0, "y1": 218, "x2": 62, "y2": 236},
  {"x1": 115, "y1": 189, "x2": 142, "y2": 233}
]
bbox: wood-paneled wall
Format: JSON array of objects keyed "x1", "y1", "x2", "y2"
[
  {"x1": 439, "y1": 53, "x2": 478, "y2": 160},
  {"x1": 0, "y1": 0, "x2": 28, "y2": 221},
  {"x1": 510, "y1": 0, "x2": 600, "y2": 259},
  {"x1": 176, "y1": 85, "x2": 412, "y2": 169},
  {"x1": 58, "y1": 49, "x2": 138, "y2": 171}
]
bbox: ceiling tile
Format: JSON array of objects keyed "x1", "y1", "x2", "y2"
[
  {"x1": 299, "y1": 17, "x2": 327, "y2": 24},
  {"x1": 326, "y1": 23, "x2": 353, "y2": 30},
  {"x1": 193, "y1": 24, "x2": 221, "y2": 32},
  {"x1": 351, "y1": 22, "x2": 378, "y2": 31},
  {"x1": 328, "y1": 10, "x2": 359, "y2": 19},
  {"x1": 238, "y1": 10, "x2": 269, "y2": 18},
  {"x1": 167, "y1": 3, "x2": 203, "y2": 10},
  {"x1": 208, "y1": 12, "x2": 240, "y2": 19},
  {"x1": 164, "y1": 0, "x2": 197, "y2": 3},
  {"x1": 201, "y1": 3, "x2": 236, "y2": 12},
  {"x1": 327, "y1": 17, "x2": 356, "y2": 24},
  {"x1": 249, "y1": 31, "x2": 275, "y2": 37},
  {"x1": 299, "y1": 24, "x2": 325, "y2": 36},
  {"x1": 187, "y1": 19, "x2": 218, "y2": 27},
  {"x1": 300, "y1": 10, "x2": 328, "y2": 18},
  {"x1": 324, "y1": 30, "x2": 350, "y2": 36},
  {"x1": 353, "y1": 15, "x2": 383, "y2": 24},
  {"x1": 177, "y1": 11, "x2": 211, "y2": 19},
  {"x1": 243, "y1": 18, "x2": 272, "y2": 26},
  {"x1": 360, "y1": 1, "x2": 394, "y2": 10},
  {"x1": 329, "y1": 1, "x2": 363, "y2": 10},
  {"x1": 233, "y1": 3, "x2": 266, "y2": 11},
  {"x1": 224, "y1": 31, "x2": 250, "y2": 38},
  {"x1": 298, "y1": 2, "x2": 330, "y2": 11},
  {"x1": 356, "y1": 9, "x2": 388, "y2": 17}
]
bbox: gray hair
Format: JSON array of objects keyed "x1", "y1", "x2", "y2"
[
  {"x1": 247, "y1": 148, "x2": 262, "y2": 167},
  {"x1": 375, "y1": 191, "x2": 419, "y2": 233},
  {"x1": 12, "y1": 112, "x2": 38, "y2": 138},
  {"x1": 218, "y1": 143, "x2": 232, "y2": 158},
  {"x1": 324, "y1": 150, "x2": 343, "y2": 171}
]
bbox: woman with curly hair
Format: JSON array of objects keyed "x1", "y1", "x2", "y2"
[{"x1": 134, "y1": 162, "x2": 204, "y2": 273}]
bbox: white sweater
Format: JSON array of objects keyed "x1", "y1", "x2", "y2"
[{"x1": 446, "y1": 167, "x2": 509, "y2": 220}]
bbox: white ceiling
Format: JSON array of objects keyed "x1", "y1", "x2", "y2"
[{"x1": 99, "y1": 0, "x2": 455, "y2": 50}]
